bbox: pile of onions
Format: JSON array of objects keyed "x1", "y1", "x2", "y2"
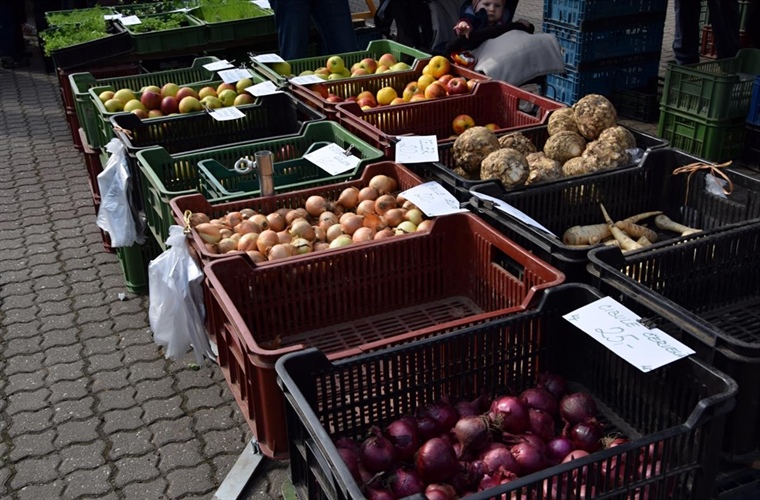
[
  {"x1": 332, "y1": 374, "x2": 639, "y2": 499},
  {"x1": 186, "y1": 174, "x2": 431, "y2": 262}
]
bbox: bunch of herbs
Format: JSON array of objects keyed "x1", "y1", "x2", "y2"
[
  {"x1": 46, "y1": 6, "x2": 109, "y2": 27},
  {"x1": 197, "y1": 0, "x2": 269, "y2": 22},
  {"x1": 127, "y1": 13, "x2": 188, "y2": 33}
]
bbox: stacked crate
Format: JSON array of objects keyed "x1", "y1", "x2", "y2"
[
  {"x1": 746, "y1": 76, "x2": 760, "y2": 167},
  {"x1": 700, "y1": 0, "x2": 756, "y2": 59},
  {"x1": 542, "y1": 0, "x2": 667, "y2": 109}
]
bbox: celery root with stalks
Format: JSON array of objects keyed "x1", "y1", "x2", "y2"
[{"x1": 600, "y1": 204, "x2": 642, "y2": 251}]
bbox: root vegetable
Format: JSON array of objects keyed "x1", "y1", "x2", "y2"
[
  {"x1": 601, "y1": 204, "x2": 642, "y2": 251},
  {"x1": 357, "y1": 199, "x2": 376, "y2": 216},
  {"x1": 452, "y1": 166, "x2": 479, "y2": 180},
  {"x1": 218, "y1": 238, "x2": 237, "y2": 253},
  {"x1": 341, "y1": 214, "x2": 364, "y2": 235},
  {"x1": 337, "y1": 187, "x2": 360, "y2": 209},
  {"x1": 314, "y1": 242, "x2": 330, "y2": 251},
  {"x1": 240, "y1": 208, "x2": 256, "y2": 219},
  {"x1": 195, "y1": 223, "x2": 222, "y2": 244},
  {"x1": 581, "y1": 139, "x2": 630, "y2": 171},
  {"x1": 219, "y1": 228, "x2": 233, "y2": 240},
  {"x1": 313, "y1": 226, "x2": 326, "y2": 242},
  {"x1": 235, "y1": 220, "x2": 261, "y2": 235},
  {"x1": 417, "y1": 219, "x2": 433, "y2": 232},
  {"x1": 573, "y1": 94, "x2": 617, "y2": 140},
  {"x1": 563, "y1": 223, "x2": 610, "y2": 245},
  {"x1": 318, "y1": 212, "x2": 338, "y2": 230},
  {"x1": 654, "y1": 214, "x2": 701, "y2": 236},
  {"x1": 623, "y1": 210, "x2": 663, "y2": 224},
  {"x1": 359, "y1": 186, "x2": 379, "y2": 201},
  {"x1": 561, "y1": 156, "x2": 587, "y2": 177},
  {"x1": 188, "y1": 212, "x2": 210, "y2": 228},
  {"x1": 614, "y1": 221, "x2": 658, "y2": 242},
  {"x1": 453, "y1": 126, "x2": 500, "y2": 173},
  {"x1": 257, "y1": 230, "x2": 279, "y2": 254},
  {"x1": 245, "y1": 250, "x2": 267, "y2": 263},
  {"x1": 598, "y1": 126, "x2": 636, "y2": 150},
  {"x1": 226, "y1": 211, "x2": 243, "y2": 228},
  {"x1": 268, "y1": 243, "x2": 295, "y2": 260},
  {"x1": 204, "y1": 243, "x2": 218, "y2": 254},
  {"x1": 363, "y1": 213, "x2": 386, "y2": 231},
  {"x1": 547, "y1": 107, "x2": 579, "y2": 136},
  {"x1": 291, "y1": 237, "x2": 313, "y2": 254},
  {"x1": 636, "y1": 236, "x2": 653, "y2": 247},
  {"x1": 498, "y1": 132, "x2": 537, "y2": 156},
  {"x1": 525, "y1": 152, "x2": 562, "y2": 185},
  {"x1": 404, "y1": 208, "x2": 423, "y2": 226},
  {"x1": 277, "y1": 230, "x2": 292, "y2": 244},
  {"x1": 289, "y1": 219, "x2": 315, "y2": 241},
  {"x1": 375, "y1": 228, "x2": 394, "y2": 239},
  {"x1": 286, "y1": 208, "x2": 309, "y2": 225},
  {"x1": 326, "y1": 224, "x2": 343, "y2": 242},
  {"x1": 374, "y1": 194, "x2": 397, "y2": 216},
  {"x1": 369, "y1": 175, "x2": 397, "y2": 195},
  {"x1": 305, "y1": 195, "x2": 329, "y2": 217},
  {"x1": 544, "y1": 131, "x2": 586, "y2": 165},
  {"x1": 480, "y1": 148, "x2": 529, "y2": 189},
  {"x1": 330, "y1": 234, "x2": 353, "y2": 248},
  {"x1": 237, "y1": 232, "x2": 259, "y2": 252},
  {"x1": 394, "y1": 221, "x2": 417, "y2": 235},
  {"x1": 353, "y1": 227, "x2": 375, "y2": 242},
  {"x1": 382, "y1": 208, "x2": 405, "y2": 228}
]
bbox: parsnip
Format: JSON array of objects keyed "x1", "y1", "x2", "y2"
[
  {"x1": 614, "y1": 221, "x2": 658, "y2": 242},
  {"x1": 623, "y1": 210, "x2": 663, "y2": 224},
  {"x1": 654, "y1": 215, "x2": 701, "y2": 236},
  {"x1": 600, "y1": 204, "x2": 642, "y2": 251},
  {"x1": 636, "y1": 236, "x2": 653, "y2": 247},
  {"x1": 562, "y1": 223, "x2": 610, "y2": 245}
]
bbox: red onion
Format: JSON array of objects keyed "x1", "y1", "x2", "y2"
[
  {"x1": 338, "y1": 447, "x2": 361, "y2": 482},
  {"x1": 366, "y1": 486, "x2": 395, "y2": 500},
  {"x1": 454, "y1": 415, "x2": 491, "y2": 455},
  {"x1": 562, "y1": 449, "x2": 590, "y2": 463},
  {"x1": 479, "y1": 442, "x2": 520, "y2": 475},
  {"x1": 455, "y1": 399, "x2": 480, "y2": 418},
  {"x1": 478, "y1": 469, "x2": 517, "y2": 492},
  {"x1": 425, "y1": 483, "x2": 457, "y2": 500},
  {"x1": 416, "y1": 415, "x2": 440, "y2": 441},
  {"x1": 511, "y1": 441, "x2": 547, "y2": 475},
  {"x1": 385, "y1": 419, "x2": 419, "y2": 462},
  {"x1": 389, "y1": 468, "x2": 424, "y2": 497},
  {"x1": 546, "y1": 437, "x2": 575, "y2": 464},
  {"x1": 489, "y1": 396, "x2": 529, "y2": 434},
  {"x1": 600, "y1": 436, "x2": 630, "y2": 486},
  {"x1": 416, "y1": 437, "x2": 459, "y2": 484},
  {"x1": 360, "y1": 429, "x2": 397, "y2": 473},
  {"x1": 335, "y1": 436, "x2": 359, "y2": 452},
  {"x1": 468, "y1": 459, "x2": 488, "y2": 484},
  {"x1": 568, "y1": 420, "x2": 604, "y2": 453},
  {"x1": 559, "y1": 392, "x2": 598, "y2": 425},
  {"x1": 527, "y1": 408, "x2": 556, "y2": 442},
  {"x1": 538, "y1": 373, "x2": 568, "y2": 402},
  {"x1": 425, "y1": 401, "x2": 459, "y2": 434},
  {"x1": 520, "y1": 387, "x2": 558, "y2": 416},
  {"x1": 358, "y1": 464, "x2": 375, "y2": 485}
]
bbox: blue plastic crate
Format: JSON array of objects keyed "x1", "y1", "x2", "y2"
[
  {"x1": 544, "y1": 19, "x2": 665, "y2": 69},
  {"x1": 748, "y1": 75, "x2": 760, "y2": 126},
  {"x1": 543, "y1": 0, "x2": 667, "y2": 27},
  {"x1": 547, "y1": 57, "x2": 660, "y2": 105}
]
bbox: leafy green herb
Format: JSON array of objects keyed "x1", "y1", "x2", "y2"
[
  {"x1": 128, "y1": 13, "x2": 189, "y2": 33},
  {"x1": 46, "y1": 6, "x2": 109, "y2": 27},
  {"x1": 116, "y1": 2, "x2": 187, "y2": 17},
  {"x1": 197, "y1": 0, "x2": 270, "y2": 22}
]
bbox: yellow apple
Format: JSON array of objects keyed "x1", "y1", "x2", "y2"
[{"x1": 376, "y1": 86, "x2": 398, "y2": 106}]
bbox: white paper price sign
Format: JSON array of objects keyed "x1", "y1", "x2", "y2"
[
  {"x1": 563, "y1": 296, "x2": 695, "y2": 373},
  {"x1": 304, "y1": 143, "x2": 361, "y2": 176},
  {"x1": 394, "y1": 136, "x2": 439, "y2": 163},
  {"x1": 470, "y1": 190, "x2": 556, "y2": 237},
  {"x1": 245, "y1": 81, "x2": 281, "y2": 97},
  {"x1": 219, "y1": 68, "x2": 252, "y2": 84},
  {"x1": 252, "y1": 0, "x2": 271, "y2": 8},
  {"x1": 208, "y1": 107, "x2": 245, "y2": 121},
  {"x1": 120, "y1": 15, "x2": 141, "y2": 25},
  {"x1": 203, "y1": 60, "x2": 234, "y2": 71},
  {"x1": 104, "y1": 14, "x2": 122, "y2": 20},
  {"x1": 290, "y1": 74, "x2": 326, "y2": 85},
  {"x1": 253, "y1": 53, "x2": 286, "y2": 63},
  {"x1": 399, "y1": 182, "x2": 467, "y2": 217}
]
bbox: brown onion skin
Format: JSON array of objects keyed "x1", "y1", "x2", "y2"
[
  {"x1": 266, "y1": 212, "x2": 286, "y2": 232},
  {"x1": 359, "y1": 186, "x2": 379, "y2": 202},
  {"x1": 305, "y1": 195, "x2": 328, "y2": 217},
  {"x1": 375, "y1": 194, "x2": 397, "y2": 216},
  {"x1": 374, "y1": 228, "x2": 394, "y2": 239},
  {"x1": 337, "y1": 187, "x2": 360, "y2": 210},
  {"x1": 357, "y1": 199, "x2": 377, "y2": 216}
]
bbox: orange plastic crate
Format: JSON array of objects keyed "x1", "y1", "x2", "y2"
[
  {"x1": 335, "y1": 80, "x2": 565, "y2": 157},
  {"x1": 202, "y1": 212, "x2": 565, "y2": 458}
]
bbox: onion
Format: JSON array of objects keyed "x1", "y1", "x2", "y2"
[
  {"x1": 600, "y1": 437, "x2": 629, "y2": 487},
  {"x1": 276, "y1": 207, "x2": 291, "y2": 218},
  {"x1": 218, "y1": 238, "x2": 237, "y2": 254},
  {"x1": 268, "y1": 244, "x2": 294, "y2": 260},
  {"x1": 326, "y1": 224, "x2": 343, "y2": 242},
  {"x1": 425, "y1": 401, "x2": 459, "y2": 434},
  {"x1": 226, "y1": 211, "x2": 243, "y2": 228},
  {"x1": 337, "y1": 187, "x2": 360, "y2": 209},
  {"x1": 559, "y1": 392, "x2": 598, "y2": 425},
  {"x1": 188, "y1": 212, "x2": 210, "y2": 227},
  {"x1": 357, "y1": 199, "x2": 376, "y2": 216},
  {"x1": 454, "y1": 398, "x2": 481, "y2": 418},
  {"x1": 338, "y1": 447, "x2": 361, "y2": 482},
  {"x1": 235, "y1": 220, "x2": 262, "y2": 235},
  {"x1": 385, "y1": 419, "x2": 419, "y2": 462},
  {"x1": 479, "y1": 443, "x2": 519, "y2": 475},
  {"x1": 382, "y1": 208, "x2": 405, "y2": 228},
  {"x1": 291, "y1": 237, "x2": 313, "y2": 254},
  {"x1": 538, "y1": 373, "x2": 568, "y2": 402},
  {"x1": 394, "y1": 221, "x2": 417, "y2": 235},
  {"x1": 527, "y1": 408, "x2": 556, "y2": 442},
  {"x1": 396, "y1": 193, "x2": 407, "y2": 206},
  {"x1": 219, "y1": 228, "x2": 233, "y2": 240},
  {"x1": 314, "y1": 242, "x2": 330, "y2": 252},
  {"x1": 374, "y1": 194, "x2": 397, "y2": 216},
  {"x1": 340, "y1": 214, "x2": 364, "y2": 235},
  {"x1": 374, "y1": 228, "x2": 394, "y2": 240},
  {"x1": 204, "y1": 243, "x2": 218, "y2": 254},
  {"x1": 402, "y1": 200, "x2": 416, "y2": 210},
  {"x1": 520, "y1": 387, "x2": 558, "y2": 416},
  {"x1": 468, "y1": 459, "x2": 488, "y2": 484},
  {"x1": 318, "y1": 211, "x2": 338, "y2": 230},
  {"x1": 277, "y1": 230, "x2": 292, "y2": 244},
  {"x1": 250, "y1": 214, "x2": 269, "y2": 231},
  {"x1": 425, "y1": 483, "x2": 457, "y2": 500},
  {"x1": 562, "y1": 449, "x2": 590, "y2": 463},
  {"x1": 352, "y1": 227, "x2": 375, "y2": 242},
  {"x1": 416, "y1": 437, "x2": 459, "y2": 484},
  {"x1": 454, "y1": 416, "x2": 491, "y2": 455},
  {"x1": 313, "y1": 226, "x2": 326, "y2": 242},
  {"x1": 511, "y1": 441, "x2": 547, "y2": 475},
  {"x1": 266, "y1": 212, "x2": 286, "y2": 232},
  {"x1": 286, "y1": 208, "x2": 309, "y2": 225},
  {"x1": 568, "y1": 420, "x2": 604, "y2": 453},
  {"x1": 241, "y1": 208, "x2": 256, "y2": 219},
  {"x1": 360, "y1": 429, "x2": 396, "y2": 473},
  {"x1": 369, "y1": 174, "x2": 397, "y2": 195},
  {"x1": 305, "y1": 195, "x2": 328, "y2": 217},
  {"x1": 403, "y1": 208, "x2": 423, "y2": 227},
  {"x1": 366, "y1": 487, "x2": 394, "y2": 500},
  {"x1": 335, "y1": 436, "x2": 359, "y2": 452},
  {"x1": 417, "y1": 219, "x2": 434, "y2": 232},
  {"x1": 359, "y1": 186, "x2": 379, "y2": 201},
  {"x1": 503, "y1": 433, "x2": 546, "y2": 455},
  {"x1": 245, "y1": 250, "x2": 266, "y2": 263},
  {"x1": 290, "y1": 219, "x2": 315, "y2": 240},
  {"x1": 489, "y1": 396, "x2": 529, "y2": 434},
  {"x1": 329, "y1": 235, "x2": 353, "y2": 248},
  {"x1": 363, "y1": 213, "x2": 386, "y2": 231},
  {"x1": 237, "y1": 232, "x2": 259, "y2": 252},
  {"x1": 256, "y1": 230, "x2": 279, "y2": 254},
  {"x1": 546, "y1": 437, "x2": 575, "y2": 464},
  {"x1": 195, "y1": 223, "x2": 222, "y2": 244},
  {"x1": 389, "y1": 468, "x2": 424, "y2": 497}
]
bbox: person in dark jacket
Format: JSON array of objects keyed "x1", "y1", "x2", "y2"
[{"x1": 444, "y1": 0, "x2": 532, "y2": 55}]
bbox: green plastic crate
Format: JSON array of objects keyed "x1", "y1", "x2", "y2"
[
  {"x1": 190, "y1": 3, "x2": 276, "y2": 43},
  {"x1": 45, "y1": 6, "x2": 116, "y2": 27},
  {"x1": 658, "y1": 105, "x2": 747, "y2": 162},
  {"x1": 249, "y1": 40, "x2": 431, "y2": 84},
  {"x1": 660, "y1": 48, "x2": 760, "y2": 121},
  {"x1": 122, "y1": 12, "x2": 207, "y2": 55},
  {"x1": 70, "y1": 56, "x2": 225, "y2": 149},
  {"x1": 113, "y1": 1, "x2": 190, "y2": 17},
  {"x1": 135, "y1": 121, "x2": 383, "y2": 250},
  {"x1": 87, "y1": 69, "x2": 263, "y2": 148},
  {"x1": 115, "y1": 231, "x2": 162, "y2": 294}
]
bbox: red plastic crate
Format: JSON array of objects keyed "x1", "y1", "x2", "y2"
[
  {"x1": 67, "y1": 109, "x2": 83, "y2": 151},
  {"x1": 290, "y1": 64, "x2": 490, "y2": 121},
  {"x1": 170, "y1": 162, "x2": 424, "y2": 266},
  {"x1": 203, "y1": 212, "x2": 565, "y2": 458},
  {"x1": 335, "y1": 81, "x2": 565, "y2": 157},
  {"x1": 700, "y1": 25, "x2": 754, "y2": 59},
  {"x1": 80, "y1": 128, "x2": 114, "y2": 253}
]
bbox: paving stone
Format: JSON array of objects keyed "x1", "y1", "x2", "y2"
[
  {"x1": 88, "y1": 352, "x2": 125, "y2": 374},
  {"x1": 150, "y1": 416, "x2": 196, "y2": 447},
  {"x1": 212, "y1": 453, "x2": 240, "y2": 485},
  {"x1": 176, "y1": 369, "x2": 217, "y2": 391},
  {"x1": 79, "y1": 320, "x2": 115, "y2": 340},
  {"x1": 134, "y1": 378, "x2": 176, "y2": 403},
  {"x1": 15, "y1": 480, "x2": 65, "y2": 500},
  {"x1": 122, "y1": 478, "x2": 168, "y2": 499},
  {"x1": 142, "y1": 396, "x2": 184, "y2": 425},
  {"x1": 70, "y1": 281, "x2": 102, "y2": 296},
  {"x1": 0, "y1": 281, "x2": 33, "y2": 299},
  {"x1": 54, "y1": 417, "x2": 101, "y2": 446},
  {"x1": 46, "y1": 360, "x2": 86, "y2": 383},
  {"x1": 40, "y1": 329, "x2": 78, "y2": 349},
  {"x1": 8, "y1": 408, "x2": 53, "y2": 437},
  {"x1": 103, "y1": 407, "x2": 144, "y2": 435},
  {"x1": 3, "y1": 336, "x2": 43, "y2": 357},
  {"x1": 118, "y1": 328, "x2": 155, "y2": 347},
  {"x1": 59, "y1": 441, "x2": 106, "y2": 474},
  {"x1": 7, "y1": 387, "x2": 50, "y2": 414},
  {"x1": 122, "y1": 344, "x2": 163, "y2": 364},
  {"x1": 32, "y1": 275, "x2": 66, "y2": 291},
  {"x1": 113, "y1": 313, "x2": 150, "y2": 332},
  {"x1": 96, "y1": 387, "x2": 137, "y2": 412},
  {"x1": 129, "y1": 359, "x2": 169, "y2": 384},
  {"x1": 34, "y1": 287, "x2": 69, "y2": 303},
  {"x1": 9, "y1": 454, "x2": 61, "y2": 489},
  {"x1": 185, "y1": 386, "x2": 226, "y2": 412},
  {"x1": 108, "y1": 428, "x2": 155, "y2": 460},
  {"x1": 83, "y1": 336, "x2": 119, "y2": 356},
  {"x1": 49, "y1": 378, "x2": 89, "y2": 404},
  {"x1": 194, "y1": 407, "x2": 237, "y2": 433},
  {"x1": 37, "y1": 299, "x2": 73, "y2": 317},
  {"x1": 63, "y1": 465, "x2": 112, "y2": 498},
  {"x1": 8, "y1": 429, "x2": 56, "y2": 461},
  {"x1": 53, "y1": 397, "x2": 95, "y2": 424},
  {"x1": 165, "y1": 463, "x2": 214, "y2": 499},
  {"x1": 90, "y1": 369, "x2": 130, "y2": 392},
  {"x1": 0, "y1": 467, "x2": 9, "y2": 496},
  {"x1": 76, "y1": 306, "x2": 112, "y2": 324},
  {"x1": 114, "y1": 453, "x2": 160, "y2": 487},
  {"x1": 5, "y1": 352, "x2": 45, "y2": 375},
  {"x1": 4, "y1": 372, "x2": 45, "y2": 395},
  {"x1": 202, "y1": 428, "x2": 247, "y2": 458},
  {"x1": 40, "y1": 312, "x2": 76, "y2": 332},
  {"x1": 1, "y1": 307, "x2": 39, "y2": 324},
  {"x1": 158, "y1": 440, "x2": 204, "y2": 472},
  {"x1": 44, "y1": 344, "x2": 82, "y2": 366}
]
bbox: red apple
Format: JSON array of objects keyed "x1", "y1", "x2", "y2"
[
  {"x1": 446, "y1": 77, "x2": 469, "y2": 95},
  {"x1": 484, "y1": 123, "x2": 499, "y2": 131},
  {"x1": 160, "y1": 96, "x2": 179, "y2": 115},
  {"x1": 132, "y1": 109, "x2": 149, "y2": 119},
  {"x1": 175, "y1": 87, "x2": 198, "y2": 101},
  {"x1": 389, "y1": 97, "x2": 406, "y2": 105},
  {"x1": 356, "y1": 97, "x2": 376, "y2": 108},
  {"x1": 424, "y1": 81, "x2": 447, "y2": 99},
  {"x1": 452, "y1": 114, "x2": 475, "y2": 134},
  {"x1": 409, "y1": 94, "x2": 427, "y2": 102},
  {"x1": 356, "y1": 91, "x2": 377, "y2": 106},
  {"x1": 467, "y1": 79, "x2": 477, "y2": 91},
  {"x1": 359, "y1": 57, "x2": 378, "y2": 74},
  {"x1": 312, "y1": 83, "x2": 329, "y2": 99},
  {"x1": 438, "y1": 74, "x2": 455, "y2": 85},
  {"x1": 326, "y1": 95, "x2": 343, "y2": 103},
  {"x1": 344, "y1": 96, "x2": 358, "y2": 103},
  {"x1": 148, "y1": 109, "x2": 163, "y2": 118},
  {"x1": 140, "y1": 90, "x2": 162, "y2": 110}
]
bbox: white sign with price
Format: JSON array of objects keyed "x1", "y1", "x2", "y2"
[
  {"x1": 252, "y1": 0, "x2": 271, "y2": 8},
  {"x1": 394, "y1": 136, "x2": 439, "y2": 163},
  {"x1": 563, "y1": 296, "x2": 695, "y2": 373},
  {"x1": 245, "y1": 81, "x2": 281, "y2": 97},
  {"x1": 304, "y1": 143, "x2": 360, "y2": 175},
  {"x1": 469, "y1": 190, "x2": 556, "y2": 237},
  {"x1": 252, "y1": 53, "x2": 286, "y2": 63},
  {"x1": 399, "y1": 182, "x2": 467, "y2": 217},
  {"x1": 208, "y1": 107, "x2": 246, "y2": 121},
  {"x1": 290, "y1": 74, "x2": 326, "y2": 85},
  {"x1": 120, "y1": 15, "x2": 141, "y2": 25},
  {"x1": 203, "y1": 60, "x2": 234, "y2": 71},
  {"x1": 219, "y1": 68, "x2": 252, "y2": 84}
]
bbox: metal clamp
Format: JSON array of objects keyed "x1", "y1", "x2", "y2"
[{"x1": 234, "y1": 150, "x2": 275, "y2": 196}]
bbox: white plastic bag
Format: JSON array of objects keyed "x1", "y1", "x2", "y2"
[
  {"x1": 96, "y1": 139, "x2": 142, "y2": 247},
  {"x1": 148, "y1": 226, "x2": 214, "y2": 364}
]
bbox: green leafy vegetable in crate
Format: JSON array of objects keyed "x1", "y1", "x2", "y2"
[
  {"x1": 40, "y1": 23, "x2": 110, "y2": 56},
  {"x1": 116, "y1": 2, "x2": 188, "y2": 17},
  {"x1": 45, "y1": 6, "x2": 110, "y2": 27},
  {"x1": 197, "y1": 0, "x2": 270, "y2": 21},
  {"x1": 128, "y1": 13, "x2": 189, "y2": 33}
]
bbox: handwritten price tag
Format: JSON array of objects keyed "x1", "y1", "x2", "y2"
[
  {"x1": 253, "y1": 53, "x2": 286, "y2": 63},
  {"x1": 219, "y1": 68, "x2": 252, "y2": 84},
  {"x1": 469, "y1": 190, "x2": 556, "y2": 237},
  {"x1": 252, "y1": 0, "x2": 271, "y2": 8},
  {"x1": 399, "y1": 182, "x2": 467, "y2": 217},
  {"x1": 304, "y1": 143, "x2": 360, "y2": 176},
  {"x1": 290, "y1": 74, "x2": 326, "y2": 85},
  {"x1": 563, "y1": 296, "x2": 695, "y2": 373},
  {"x1": 208, "y1": 107, "x2": 245, "y2": 121},
  {"x1": 395, "y1": 136, "x2": 439, "y2": 163},
  {"x1": 245, "y1": 81, "x2": 280, "y2": 97},
  {"x1": 120, "y1": 15, "x2": 141, "y2": 25},
  {"x1": 203, "y1": 60, "x2": 234, "y2": 71}
]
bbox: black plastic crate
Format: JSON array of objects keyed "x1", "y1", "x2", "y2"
[
  {"x1": 611, "y1": 83, "x2": 661, "y2": 123},
  {"x1": 467, "y1": 147, "x2": 760, "y2": 283},
  {"x1": 276, "y1": 283, "x2": 736, "y2": 500},
  {"x1": 407, "y1": 124, "x2": 667, "y2": 203},
  {"x1": 745, "y1": 123, "x2": 760, "y2": 167},
  {"x1": 49, "y1": 21, "x2": 133, "y2": 71},
  {"x1": 715, "y1": 464, "x2": 760, "y2": 499},
  {"x1": 587, "y1": 222, "x2": 760, "y2": 462}
]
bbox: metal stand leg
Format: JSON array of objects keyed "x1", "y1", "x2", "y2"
[{"x1": 212, "y1": 439, "x2": 267, "y2": 500}]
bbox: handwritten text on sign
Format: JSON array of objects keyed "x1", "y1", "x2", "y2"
[
  {"x1": 253, "y1": 53, "x2": 285, "y2": 63},
  {"x1": 399, "y1": 182, "x2": 467, "y2": 217},
  {"x1": 245, "y1": 81, "x2": 280, "y2": 97},
  {"x1": 208, "y1": 107, "x2": 245, "y2": 121},
  {"x1": 563, "y1": 296, "x2": 695, "y2": 373},
  {"x1": 395, "y1": 136, "x2": 439, "y2": 163},
  {"x1": 289, "y1": 74, "x2": 326, "y2": 85},
  {"x1": 203, "y1": 60, "x2": 234, "y2": 71},
  {"x1": 304, "y1": 143, "x2": 360, "y2": 176},
  {"x1": 219, "y1": 68, "x2": 251, "y2": 84}
]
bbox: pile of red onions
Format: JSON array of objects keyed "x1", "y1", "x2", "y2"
[{"x1": 332, "y1": 373, "x2": 639, "y2": 499}]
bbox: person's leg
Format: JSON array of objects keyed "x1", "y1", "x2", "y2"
[
  {"x1": 0, "y1": 0, "x2": 26, "y2": 66},
  {"x1": 310, "y1": 0, "x2": 358, "y2": 55},
  {"x1": 707, "y1": 0, "x2": 740, "y2": 59},
  {"x1": 672, "y1": 0, "x2": 700, "y2": 65},
  {"x1": 270, "y1": 0, "x2": 314, "y2": 59}
]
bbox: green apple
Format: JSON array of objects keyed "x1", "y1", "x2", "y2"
[
  {"x1": 236, "y1": 78, "x2": 253, "y2": 93},
  {"x1": 234, "y1": 93, "x2": 254, "y2": 106},
  {"x1": 98, "y1": 90, "x2": 115, "y2": 104},
  {"x1": 390, "y1": 62, "x2": 411, "y2": 71},
  {"x1": 198, "y1": 86, "x2": 217, "y2": 100},
  {"x1": 298, "y1": 70, "x2": 314, "y2": 76},
  {"x1": 270, "y1": 61, "x2": 291, "y2": 76},
  {"x1": 123, "y1": 99, "x2": 146, "y2": 113},
  {"x1": 113, "y1": 88, "x2": 135, "y2": 103},
  {"x1": 103, "y1": 98, "x2": 124, "y2": 112},
  {"x1": 161, "y1": 82, "x2": 179, "y2": 97},
  {"x1": 326, "y1": 56, "x2": 345, "y2": 74},
  {"x1": 218, "y1": 89, "x2": 237, "y2": 107},
  {"x1": 178, "y1": 96, "x2": 202, "y2": 113},
  {"x1": 201, "y1": 96, "x2": 223, "y2": 109},
  {"x1": 315, "y1": 73, "x2": 329, "y2": 80},
  {"x1": 327, "y1": 73, "x2": 344, "y2": 80},
  {"x1": 141, "y1": 85, "x2": 162, "y2": 95}
]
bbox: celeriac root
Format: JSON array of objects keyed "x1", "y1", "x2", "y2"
[
  {"x1": 654, "y1": 214, "x2": 701, "y2": 236},
  {"x1": 601, "y1": 204, "x2": 643, "y2": 251}
]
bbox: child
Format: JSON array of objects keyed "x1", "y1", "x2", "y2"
[{"x1": 443, "y1": 0, "x2": 533, "y2": 57}]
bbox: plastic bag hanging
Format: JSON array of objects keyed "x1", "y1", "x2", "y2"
[
  {"x1": 148, "y1": 226, "x2": 214, "y2": 364},
  {"x1": 96, "y1": 139, "x2": 145, "y2": 247}
]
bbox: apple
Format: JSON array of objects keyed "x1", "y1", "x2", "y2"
[
  {"x1": 140, "y1": 90, "x2": 162, "y2": 110},
  {"x1": 424, "y1": 81, "x2": 447, "y2": 99},
  {"x1": 361, "y1": 105, "x2": 374, "y2": 111},
  {"x1": 326, "y1": 55, "x2": 345, "y2": 74},
  {"x1": 389, "y1": 97, "x2": 406, "y2": 106},
  {"x1": 351, "y1": 68, "x2": 369, "y2": 77},
  {"x1": 270, "y1": 61, "x2": 292, "y2": 76},
  {"x1": 148, "y1": 109, "x2": 163, "y2": 118},
  {"x1": 312, "y1": 83, "x2": 329, "y2": 99},
  {"x1": 356, "y1": 97, "x2": 376, "y2": 108},
  {"x1": 327, "y1": 73, "x2": 345, "y2": 80},
  {"x1": 417, "y1": 74, "x2": 435, "y2": 92},
  {"x1": 314, "y1": 67, "x2": 331, "y2": 77},
  {"x1": 236, "y1": 78, "x2": 253, "y2": 93},
  {"x1": 198, "y1": 86, "x2": 217, "y2": 100},
  {"x1": 178, "y1": 96, "x2": 202, "y2": 113},
  {"x1": 216, "y1": 83, "x2": 235, "y2": 95},
  {"x1": 452, "y1": 114, "x2": 475, "y2": 134},
  {"x1": 344, "y1": 96, "x2": 358, "y2": 103},
  {"x1": 104, "y1": 99, "x2": 124, "y2": 112},
  {"x1": 409, "y1": 94, "x2": 427, "y2": 102},
  {"x1": 390, "y1": 62, "x2": 410, "y2": 72},
  {"x1": 484, "y1": 123, "x2": 499, "y2": 131},
  {"x1": 218, "y1": 89, "x2": 237, "y2": 107},
  {"x1": 359, "y1": 57, "x2": 378, "y2": 74},
  {"x1": 467, "y1": 79, "x2": 477, "y2": 91},
  {"x1": 315, "y1": 73, "x2": 329, "y2": 80},
  {"x1": 356, "y1": 91, "x2": 376, "y2": 106},
  {"x1": 201, "y1": 96, "x2": 223, "y2": 109},
  {"x1": 375, "y1": 65, "x2": 390, "y2": 74},
  {"x1": 403, "y1": 83, "x2": 421, "y2": 101},
  {"x1": 422, "y1": 64, "x2": 432, "y2": 76},
  {"x1": 175, "y1": 87, "x2": 198, "y2": 101},
  {"x1": 98, "y1": 90, "x2": 114, "y2": 104},
  {"x1": 438, "y1": 74, "x2": 454, "y2": 85},
  {"x1": 377, "y1": 53, "x2": 397, "y2": 68},
  {"x1": 340, "y1": 67, "x2": 351, "y2": 78},
  {"x1": 350, "y1": 62, "x2": 362, "y2": 73},
  {"x1": 141, "y1": 85, "x2": 161, "y2": 95},
  {"x1": 160, "y1": 96, "x2": 179, "y2": 115},
  {"x1": 132, "y1": 109, "x2": 148, "y2": 119},
  {"x1": 234, "y1": 93, "x2": 254, "y2": 106},
  {"x1": 113, "y1": 88, "x2": 135, "y2": 103},
  {"x1": 161, "y1": 82, "x2": 179, "y2": 97},
  {"x1": 376, "y1": 86, "x2": 398, "y2": 106},
  {"x1": 123, "y1": 99, "x2": 146, "y2": 113},
  {"x1": 299, "y1": 70, "x2": 314, "y2": 76},
  {"x1": 446, "y1": 77, "x2": 469, "y2": 95},
  {"x1": 427, "y1": 55, "x2": 451, "y2": 78},
  {"x1": 326, "y1": 95, "x2": 343, "y2": 103}
]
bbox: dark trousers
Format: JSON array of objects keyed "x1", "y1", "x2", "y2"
[
  {"x1": 0, "y1": 0, "x2": 25, "y2": 59},
  {"x1": 673, "y1": 0, "x2": 740, "y2": 64},
  {"x1": 270, "y1": 0, "x2": 358, "y2": 59}
]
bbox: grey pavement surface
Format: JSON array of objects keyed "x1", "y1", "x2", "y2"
[{"x1": 0, "y1": 1, "x2": 675, "y2": 498}]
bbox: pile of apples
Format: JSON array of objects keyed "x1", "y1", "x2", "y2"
[
  {"x1": 451, "y1": 114, "x2": 498, "y2": 135},
  {"x1": 269, "y1": 53, "x2": 411, "y2": 80},
  {"x1": 98, "y1": 77, "x2": 256, "y2": 119}
]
